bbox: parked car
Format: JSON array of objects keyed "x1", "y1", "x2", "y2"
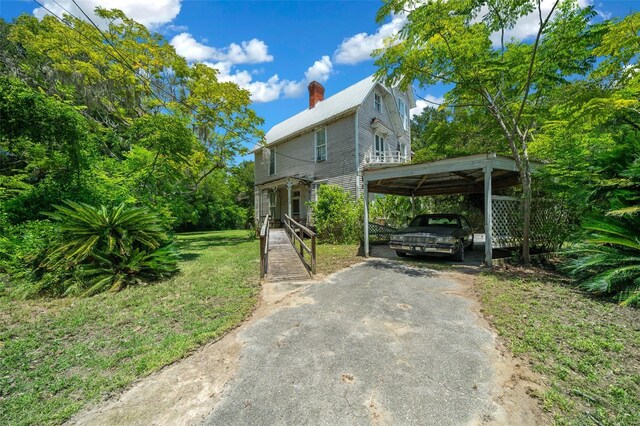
[{"x1": 389, "y1": 214, "x2": 474, "y2": 261}]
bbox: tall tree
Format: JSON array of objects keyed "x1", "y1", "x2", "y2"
[{"x1": 375, "y1": 0, "x2": 599, "y2": 262}]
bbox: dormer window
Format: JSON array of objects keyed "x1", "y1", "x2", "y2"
[
  {"x1": 374, "y1": 93, "x2": 382, "y2": 112},
  {"x1": 398, "y1": 98, "x2": 408, "y2": 130}
]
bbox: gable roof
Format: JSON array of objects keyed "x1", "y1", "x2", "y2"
[{"x1": 261, "y1": 75, "x2": 380, "y2": 148}]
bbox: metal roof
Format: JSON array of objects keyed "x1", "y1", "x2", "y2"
[
  {"x1": 260, "y1": 75, "x2": 380, "y2": 148},
  {"x1": 363, "y1": 154, "x2": 541, "y2": 197}
]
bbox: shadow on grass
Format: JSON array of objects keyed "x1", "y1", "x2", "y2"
[{"x1": 175, "y1": 231, "x2": 255, "y2": 263}]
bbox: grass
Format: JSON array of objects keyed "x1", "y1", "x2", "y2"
[
  {"x1": 476, "y1": 268, "x2": 640, "y2": 425},
  {"x1": 315, "y1": 243, "x2": 362, "y2": 276},
  {"x1": 0, "y1": 230, "x2": 260, "y2": 426}
]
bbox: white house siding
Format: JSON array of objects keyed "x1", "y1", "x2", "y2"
[
  {"x1": 254, "y1": 113, "x2": 358, "y2": 223},
  {"x1": 255, "y1": 113, "x2": 356, "y2": 185},
  {"x1": 356, "y1": 86, "x2": 412, "y2": 194}
]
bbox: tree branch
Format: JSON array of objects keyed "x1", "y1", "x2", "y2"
[{"x1": 514, "y1": 0, "x2": 560, "y2": 127}]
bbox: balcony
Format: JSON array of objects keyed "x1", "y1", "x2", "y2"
[{"x1": 364, "y1": 149, "x2": 409, "y2": 165}]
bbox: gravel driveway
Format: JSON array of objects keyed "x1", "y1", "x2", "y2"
[{"x1": 204, "y1": 260, "x2": 502, "y2": 425}]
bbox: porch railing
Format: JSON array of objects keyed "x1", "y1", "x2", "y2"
[
  {"x1": 364, "y1": 149, "x2": 408, "y2": 165},
  {"x1": 284, "y1": 214, "x2": 316, "y2": 275},
  {"x1": 259, "y1": 214, "x2": 270, "y2": 279}
]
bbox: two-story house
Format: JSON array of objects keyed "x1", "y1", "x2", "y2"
[{"x1": 254, "y1": 75, "x2": 416, "y2": 226}]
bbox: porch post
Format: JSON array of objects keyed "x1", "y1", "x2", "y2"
[
  {"x1": 286, "y1": 179, "x2": 293, "y2": 218},
  {"x1": 484, "y1": 163, "x2": 493, "y2": 267},
  {"x1": 364, "y1": 180, "x2": 370, "y2": 257},
  {"x1": 257, "y1": 188, "x2": 262, "y2": 224}
]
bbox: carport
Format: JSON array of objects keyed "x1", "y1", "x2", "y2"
[{"x1": 362, "y1": 153, "x2": 540, "y2": 267}]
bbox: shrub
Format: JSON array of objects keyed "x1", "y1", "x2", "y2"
[
  {"x1": 563, "y1": 214, "x2": 640, "y2": 306},
  {"x1": 41, "y1": 201, "x2": 179, "y2": 296},
  {"x1": 309, "y1": 185, "x2": 361, "y2": 244},
  {"x1": 0, "y1": 219, "x2": 70, "y2": 297}
]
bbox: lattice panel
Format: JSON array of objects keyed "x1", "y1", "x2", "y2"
[
  {"x1": 491, "y1": 196, "x2": 564, "y2": 249},
  {"x1": 368, "y1": 222, "x2": 398, "y2": 242},
  {"x1": 491, "y1": 196, "x2": 522, "y2": 249}
]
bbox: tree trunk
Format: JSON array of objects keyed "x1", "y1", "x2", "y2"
[{"x1": 520, "y1": 157, "x2": 532, "y2": 264}]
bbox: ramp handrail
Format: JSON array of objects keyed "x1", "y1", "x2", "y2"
[
  {"x1": 259, "y1": 214, "x2": 270, "y2": 278},
  {"x1": 283, "y1": 214, "x2": 316, "y2": 274}
]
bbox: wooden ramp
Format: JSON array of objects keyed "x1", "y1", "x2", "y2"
[{"x1": 266, "y1": 229, "x2": 311, "y2": 282}]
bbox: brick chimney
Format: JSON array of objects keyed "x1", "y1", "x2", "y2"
[{"x1": 308, "y1": 81, "x2": 325, "y2": 109}]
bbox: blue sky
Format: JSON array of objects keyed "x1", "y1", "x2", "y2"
[{"x1": 1, "y1": 0, "x2": 638, "y2": 155}]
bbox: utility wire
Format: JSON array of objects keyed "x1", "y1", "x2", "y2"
[{"x1": 45, "y1": 0, "x2": 178, "y2": 114}]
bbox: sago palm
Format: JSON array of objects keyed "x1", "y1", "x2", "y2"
[
  {"x1": 564, "y1": 215, "x2": 640, "y2": 306},
  {"x1": 44, "y1": 201, "x2": 179, "y2": 295}
]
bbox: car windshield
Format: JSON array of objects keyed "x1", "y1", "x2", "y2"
[{"x1": 409, "y1": 216, "x2": 460, "y2": 228}]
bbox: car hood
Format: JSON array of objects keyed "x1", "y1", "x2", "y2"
[{"x1": 397, "y1": 226, "x2": 459, "y2": 236}]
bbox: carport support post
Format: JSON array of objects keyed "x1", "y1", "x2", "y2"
[
  {"x1": 484, "y1": 164, "x2": 493, "y2": 267},
  {"x1": 364, "y1": 180, "x2": 370, "y2": 257}
]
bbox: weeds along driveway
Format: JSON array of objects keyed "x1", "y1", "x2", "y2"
[{"x1": 204, "y1": 259, "x2": 535, "y2": 425}]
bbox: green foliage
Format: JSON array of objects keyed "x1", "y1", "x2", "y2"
[
  {"x1": 0, "y1": 230, "x2": 260, "y2": 425},
  {"x1": 564, "y1": 215, "x2": 640, "y2": 306},
  {"x1": 0, "y1": 220, "x2": 68, "y2": 297},
  {"x1": 309, "y1": 185, "x2": 362, "y2": 244},
  {"x1": 0, "y1": 8, "x2": 264, "y2": 292},
  {"x1": 39, "y1": 201, "x2": 179, "y2": 297}
]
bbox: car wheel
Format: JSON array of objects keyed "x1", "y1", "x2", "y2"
[
  {"x1": 396, "y1": 250, "x2": 408, "y2": 258},
  {"x1": 452, "y1": 241, "x2": 464, "y2": 262}
]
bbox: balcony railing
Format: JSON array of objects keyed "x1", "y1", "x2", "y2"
[{"x1": 364, "y1": 150, "x2": 409, "y2": 165}]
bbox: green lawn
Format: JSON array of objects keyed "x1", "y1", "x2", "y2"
[
  {"x1": 477, "y1": 269, "x2": 640, "y2": 425},
  {"x1": 0, "y1": 230, "x2": 260, "y2": 426}
]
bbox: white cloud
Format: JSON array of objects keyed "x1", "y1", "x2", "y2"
[
  {"x1": 487, "y1": 0, "x2": 592, "y2": 46},
  {"x1": 171, "y1": 33, "x2": 217, "y2": 62},
  {"x1": 33, "y1": 0, "x2": 182, "y2": 28},
  {"x1": 334, "y1": 14, "x2": 407, "y2": 65},
  {"x1": 304, "y1": 55, "x2": 333, "y2": 83},
  {"x1": 172, "y1": 33, "x2": 332, "y2": 103},
  {"x1": 171, "y1": 33, "x2": 273, "y2": 64},
  {"x1": 410, "y1": 95, "x2": 445, "y2": 118},
  {"x1": 207, "y1": 56, "x2": 332, "y2": 103},
  {"x1": 224, "y1": 39, "x2": 273, "y2": 64}
]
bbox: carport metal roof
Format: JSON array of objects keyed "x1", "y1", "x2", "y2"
[
  {"x1": 362, "y1": 153, "x2": 543, "y2": 267},
  {"x1": 363, "y1": 153, "x2": 525, "y2": 197}
]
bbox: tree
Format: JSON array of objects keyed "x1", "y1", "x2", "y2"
[{"x1": 375, "y1": 0, "x2": 599, "y2": 262}]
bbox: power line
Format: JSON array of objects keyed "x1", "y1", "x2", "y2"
[
  {"x1": 44, "y1": 0, "x2": 177, "y2": 114},
  {"x1": 32, "y1": 0, "x2": 262, "y2": 157}
]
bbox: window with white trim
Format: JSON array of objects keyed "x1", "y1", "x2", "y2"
[
  {"x1": 398, "y1": 98, "x2": 408, "y2": 130},
  {"x1": 315, "y1": 128, "x2": 327, "y2": 162},
  {"x1": 269, "y1": 191, "x2": 276, "y2": 217},
  {"x1": 268, "y1": 148, "x2": 276, "y2": 176},
  {"x1": 399, "y1": 142, "x2": 407, "y2": 159},
  {"x1": 292, "y1": 190, "x2": 301, "y2": 216},
  {"x1": 374, "y1": 93, "x2": 382, "y2": 112},
  {"x1": 374, "y1": 134, "x2": 385, "y2": 156}
]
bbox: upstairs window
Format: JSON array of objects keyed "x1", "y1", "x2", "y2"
[
  {"x1": 315, "y1": 128, "x2": 327, "y2": 162},
  {"x1": 269, "y1": 148, "x2": 276, "y2": 175},
  {"x1": 374, "y1": 93, "x2": 382, "y2": 112},
  {"x1": 398, "y1": 98, "x2": 408, "y2": 130},
  {"x1": 374, "y1": 134, "x2": 385, "y2": 155}
]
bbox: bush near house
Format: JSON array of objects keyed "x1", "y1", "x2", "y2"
[{"x1": 309, "y1": 185, "x2": 362, "y2": 244}]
